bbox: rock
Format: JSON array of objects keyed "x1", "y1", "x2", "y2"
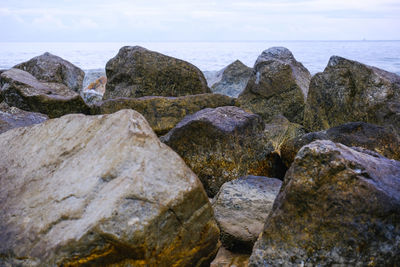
[
  {"x1": 103, "y1": 46, "x2": 210, "y2": 99},
  {"x1": 263, "y1": 115, "x2": 306, "y2": 152},
  {"x1": 304, "y1": 56, "x2": 400, "y2": 133},
  {"x1": 210, "y1": 246, "x2": 250, "y2": 267},
  {"x1": 91, "y1": 93, "x2": 238, "y2": 135},
  {"x1": 210, "y1": 60, "x2": 252, "y2": 98},
  {"x1": 250, "y1": 140, "x2": 400, "y2": 266},
  {"x1": 0, "y1": 102, "x2": 48, "y2": 134},
  {"x1": 84, "y1": 76, "x2": 106, "y2": 94},
  {"x1": 14, "y1": 52, "x2": 84, "y2": 92},
  {"x1": 238, "y1": 47, "x2": 311, "y2": 124},
  {"x1": 83, "y1": 69, "x2": 106, "y2": 89},
  {"x1": 162, "y1": 106, "x2": 285, "y2": 197},
  {"x1": 0, "y1": 110, "x2": 219, "y2": 266},
  {"x1": 82, "y1": 89, "x2": 103, "y2": 105},
  {"x1": 281, "y1": 122, "x2": 400, "y2": 169},
  {"x1": 212, "y1": 176, "x2": 282, "y2": 252},
  {"x1": 0, "y1": 69, "x2": 90, "y2": 118}
]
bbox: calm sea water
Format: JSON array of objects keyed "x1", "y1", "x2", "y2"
[{"x1": 0, "y1": 41, "x2": 400, "y2": 75}]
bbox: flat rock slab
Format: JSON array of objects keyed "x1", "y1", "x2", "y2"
[
  {"x1": 0, "y1": 102, "x2": 48, "y2": 134},
  {"x1": 104, "y1": 46, "x2": 210, "y2": 99},
  {"x1": 0, "y1": 110, "x2": 219, "y2": 266},
  {"x1": 92, "y1": 93, "x2": 238, "y2": 135},
  {"x1": 250, "y1": 140, "x2": 400, "y2": 266},
  {"x1": 212, "y1": 176, "x2": 282, "y2": 252}
]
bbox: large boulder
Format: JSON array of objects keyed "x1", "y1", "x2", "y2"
[
  {"x1": 212, "y1": 176, "x2": 282, "y2": 252},
  {"x1": 238, "y1": 47, "x2": 311, "y2": 124},
  {"x1": 281, "y1": 121, "x2": 400, "y2": 168},
  {"x1": 0, "y1": 68, "x2": 90, "y2": 118},
  {"x1": 162, "y1": 106, "x2": 285, "y2": 197},
  {"x1": 0, "y1": 102, "x2": 48, "y2": 134},
  {"x1": 14, "y1": 52, "x2": 84, "y2": 92},
  {"x1": 209, "y1": 60, "x2": 252, "y2": 98},
  {"x1": 0, "y1": 110, "x2": 219, "y2": 266},
  {"x1": 103, "y1": 46, "x2": 210, "y2": 99},
  {"x1": 91, "y1": 93, "x2": 237, "y2": 135},
  {"x1": 304, "y1": 56, "x2": 400, "y2": 133},
  {"x1": 250, "y1": 140, "x2": 400, "y2": 266}
]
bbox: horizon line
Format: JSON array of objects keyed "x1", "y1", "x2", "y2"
[{"x1": 1, "y1": 40, "x2": 400, "y2": 43}]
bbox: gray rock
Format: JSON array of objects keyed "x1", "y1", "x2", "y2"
[
  {"x1": 0, "y1": 109, "x2": 219, "y2": 266},
  {"x1": 0, "y1": 102, "x2": 48, "y2": 134},
  {"x1": 239, "y1": 47, "x2": 311, "y2": 124},
  {"x1": 104, "y1": 46, "x2": 210, "y2": 99},
  {"x1": 210, "y1": 60, "x2": 252, "y2": 98},
  {"x1": 162, "y1": 106, "x2": 285, "y2": 197},
  {"x1": 212, "y1": 176, "x2": 282, "y2": 252},
  {"x1": 83, "y1": 69, "x2": 106, "y2": 89},
  {"x1": 0, "y1": 68, "x2": 90, "y2": 118},
  {"x1": 304, "y1": 56, "x2": 400, "y2": 133},
  {"x1": 81, "y1": 89, "x2": 103, "y2": 105},
  {"x1": 281, "y1": 121, "x2": 400, "y2": 169},
  {"x1": 250, "y1": 140, "x2": 400, "y2": 266},
  {"x1": 14, "y1": 52, "x2": 84, "y2": 92}
]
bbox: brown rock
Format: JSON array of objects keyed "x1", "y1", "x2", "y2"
[
  {"x1": 250, "y1": 140, "x2": 400, "y2": 266},
  {"x1": 91, "y1": 93, "x2": 238, "y2": 135},
  {"x1": 103, "y1": 46, "x2": 210, "y2": 99},
  {"x1": 210, "y1": 246, "x2": 250, "y2": 267},
  {"x1": 0, "y1": 110, "x2": 219, "y2": 266}
]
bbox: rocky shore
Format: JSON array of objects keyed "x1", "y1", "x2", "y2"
[{"x1": 0, "y1": 46, "x2": 399, "y2": 266}]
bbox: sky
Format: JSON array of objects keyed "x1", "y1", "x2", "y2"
[{"x1": 0, "y1": 0, "x2": 399, "y2": 42}]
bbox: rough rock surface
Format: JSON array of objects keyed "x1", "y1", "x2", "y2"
[
  {"x1": 281, "y1": 121, "x2": 400, "y2": 168},
  {"x1": 83, "y1": 69, "x2": 106, "y2": 89},
  {"x1": 304, "y1": 56, "x2": 400, "y2": 133},
  {"x1": 210, "y1": 246, "x2": 250, "y2": 267},
  {"x1": 82, "y1": 90, "x2": 103, "y2": 105},
  {"x1": 85, "y1": 76, "x2": 106, "y2": 94},
  {"x1": 103, "y1": 46, "x2": 210, "y2": 99},
  {"x1": 162, "y1": 106, "x2": 284, "y2": 197},
  {"x1": 0, "y1": 110, "x2": 219, "y2": 266},
  {"x1": 212, "y1": 176, "x2": 282, "y2": 252},
  {"x1": 14, "y1": 52, "x2": 84, "y2": 92},
  {"x1": 209, "y1": 60, "x2": 252, "y2": 98},
  {"x1": 0, "y1": 68, "x2": 90, "y2": 118},
  {"x1": 250, "y1": 140, "x2": 400, "y2": 266},
  {"x1": 238, "y1": 47, "x2": 311, "y2": 124},
  {"x1": 92, "y1": 93, "x2": 237, "y2": 135}
]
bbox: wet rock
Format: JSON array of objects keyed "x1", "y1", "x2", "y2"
[
  {"x1": 83, "y1": 69, "x2": 106, "y2": 89},
  {"x1": 91, "y1": 93, "x2": 238, "y2": 135},
  {"x1": 304, "y1": 56, "x2": 400, "y2": 133},
  {"x1": 0, "y1": 102, "x2": 48, "y2": 134},
  {"x1": 210, "y1": 60, "x2": 252, "y2": 98},
  {"x1": 0, "y1": 68, "x2": 90, "y2": 118},
  {"x1": 210, "y1": 246, "x2": 250, "y2": 267},
  {"x1": 104, "y1": 46, "x2": 210, "y2": 99},
  {"x1": 0, "y1": 110, "x2": 219, "y2": 266},
  {"x1": 239, "y1": 47, "x2": 311, "y2": 124},
  {"x1": 281, "y1": 121, "x2": 400, "y2": 169},
  {"x1": 250, "y1": 140, "x2": 400, "y2": 266},
  {"x1": 82, "y1": 89, "x2": 103, "y2": 105},
  {"x1": 162, "y1": 106, "x2": 284, "y2": 197},
  {"x1": 14, "y1": 52, "x2": 84, "y2": 92},
  {"x1": 212, "y1": 176, "x2": 282, "y2": 252},
  {"x1": 84, "y1": 76, "x2": 106, "y2": 95}
]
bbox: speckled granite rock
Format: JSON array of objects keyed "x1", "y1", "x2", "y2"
[
  {"x1": 304, "y1": 56, "x2": 400, "y2": 133},
  {"x1": 103, "y1": 46, "x2": 210, "y2": 99},
  {"x1": 14, "y1": 52, "x2": 84, "y2": 92},
  {"x1": 162, "y1": 106, "x2": 285, "y2": 197},
  {"x1": 0, "y1": 68, "x2": 90, "y2": 118},
  {"x1": 212, "y1": 176, "x2": 282, "y2": 252},
  {"x1": 0, "y1": 110, "x2": 219, "y2": 266},
  {"x1": 239, "y1": 47, "x2": 311, "y2": 124},
  {"x1": 0, "y1": 102, "x2": 48, "y2": 134},
  {"x1": 91, "y1": 93, "x2": 238, "y2": 135},
  {"x1": 250, "y1": 140, "x2": 400, "y2": 266}
]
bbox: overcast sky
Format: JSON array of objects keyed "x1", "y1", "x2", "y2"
[{"x1": 1, "y1": 0, "x2": 399, "y2": 42}]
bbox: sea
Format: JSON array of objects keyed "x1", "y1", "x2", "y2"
[{"x1": 1, "y1": 41, "x2": 400, "y2": 76}]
